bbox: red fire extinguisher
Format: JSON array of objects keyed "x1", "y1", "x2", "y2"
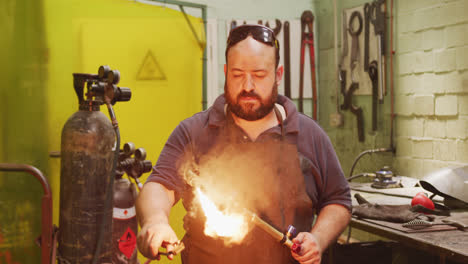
[{"x1": 113, "y1": 142, "x2": 152, "y2": 264}]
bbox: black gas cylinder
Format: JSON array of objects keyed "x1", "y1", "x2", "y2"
[{"x1": 58, "y1": 103, "x2": 115, "y2": 263}]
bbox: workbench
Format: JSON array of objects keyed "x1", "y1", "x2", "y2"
[{"x1": 349, "y1": 177, "x2": 468, "y2": 264}]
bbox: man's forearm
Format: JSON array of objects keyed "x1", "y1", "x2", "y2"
[
  {"x1": 136, "y1": 182, "x2": 175, "y2": 226},
  {"x1": 310, "y1": 204, "x2": 351, "y2": 250}
]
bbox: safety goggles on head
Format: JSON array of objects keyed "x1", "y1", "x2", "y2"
[{"x1": 226, "y1": 24, "x2": 279, "y2": 49}]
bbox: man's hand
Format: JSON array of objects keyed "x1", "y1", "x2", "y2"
[
  {"x1": 137, "y1": 222, "x2": 179, "y2": 260},
  {"x1": 136, "y1": 182, "x2": 177, "y2": 260},
  {"x1": 290, "y1": 204, "x2": 351, "y2": 264},
  {"x1": 291, "y1": 232, "x2": 322, "y2": 264}
]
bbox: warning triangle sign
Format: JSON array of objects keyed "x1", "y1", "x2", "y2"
[{"x1": 136, "y1": 50, "x2": 166, "y2": 80}]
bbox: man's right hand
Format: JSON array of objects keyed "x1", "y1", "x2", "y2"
[{"x1": 137, "y1": 222, "x2": 179, "y2": 260}]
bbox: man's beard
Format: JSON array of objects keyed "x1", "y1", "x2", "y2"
[{"x1": 225, "y1": 82, "x2": 278, "y2": 121}]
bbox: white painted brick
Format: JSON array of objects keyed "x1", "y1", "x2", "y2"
[
  {"x1": 422, "y1": 160, "x2": 451, "y2": 177},
  {"x1": 433, "y1": 140, "x2": 457, "y2": 161},
  {"x1": 394, "y1": 157, "x2": 425, "y2": 178},
  {"x1": 414, "y1": 95, "x2": 435, "y2": 115},
  {"x1": 460, "y1": 95, "x2": 468, "y2": 115},
  {"x1": 446, "y1": 116, "x2": 468, "y2": 139},
  {"x1": 408, "y1": 118, "x2": 425, "y2": 137},
  {"x1": 463, "y1": 73, "x2": 468, "y2": 93},
  {"x1": 435, "y1": 95, "x2": 458, "y2": 116},
  {"x1": 397, "y1": 75, "x2": 422, "y2": 95},
  {"x1": 397, "y1": 13, "x2": 415, "y2": 34},
  {"x1": 398, "y1": 53, "x2": 415, "y2": 75},
  {"x1": 413, "y1": 7, "x2": 437, "y2": 31},
  {"x1": 397, "y1": 0, "x2": 440, "y2": 13},
  {"x1": 422, "y1": 73, "x2": 445, "y2": 94},
  {"x1": 396, "y1": 137, "x2": 413, "y2": 157},
  {"x1": 438, "y1": 1, "x2": 467, "y2": 27},
  {"x1": 414, "y1": 52, "x2": 434, "y2": 73},
  {"x1": 457, "y1": 140, "x2": 468, "y2": 163},
  {"x1": 424, "y1": 119, "x2": 446, "y2": 138},
  {"x1": 425, "y1": 5, "x2": 458, "y2": 29},
  {"x1": 393, "y1": 157, "x2": 414, "y2": 177},
  {"x1": 395, "y1": 118, "x2": 409, "y2": 137},
  {"x1": 434, "y1": 49, "x2": 456, "y2": 73},
  {"x1": 422, "y1": 28, "x2": 444, "y2": 51},
  {"x1": 413, "y1": 139, "x2": 433, "y2": 159},
  {"x1": 399, "y1": 33, "x2": 422, "y2": 53},
  {"x1": 407, "y1": 158, "x2": 425, "y2": 178},
  {"x1": 396, "y1": 76, "x2": 410, "y2": 95},
  {"x1": 453, "y1": 0, "x2": 468, "y2": 24},
  {"x1": 395, "y1": 95, "x2": 414, "y2": 116},
  {"x1": 443, "y1": 71, "x2": 464, "y2": 93},
  {"x1": 445, "y1": 24, "x2": 468, "y2": 48},
  {"x1": 411, "y1": 75, "x2": 426, "y2": 95},
  {"x1": 456, "y1": 46, "x2": 468, "y2": 70}
]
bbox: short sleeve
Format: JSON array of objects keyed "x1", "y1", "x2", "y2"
[
  {"x1": 297, "y1": 116, "x2": 352, "y2": 213},
  {"x1": 145, "y1": 122, "x2": 191, "y2": 203},
  {"x1": 317, "y1": 134, "x2": 352, "y2": 212}
]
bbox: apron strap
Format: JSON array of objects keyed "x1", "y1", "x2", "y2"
[{"x1": 273, "y1": 105, "x2": 285, "y2": 140}]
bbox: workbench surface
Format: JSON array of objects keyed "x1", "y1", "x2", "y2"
[{"x1": 349, "y1": 180, "x2": 468, "y2": 264}]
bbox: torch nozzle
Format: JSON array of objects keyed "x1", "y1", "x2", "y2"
[{"x1": 250, "y1": 213, "x2": 301, "y2": 253}]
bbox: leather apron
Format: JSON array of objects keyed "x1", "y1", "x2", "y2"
[{"x1": 181, "y1": 108, "x2": 315, "y2": 264}]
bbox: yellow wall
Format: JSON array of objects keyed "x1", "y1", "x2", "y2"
[{"x1": 44, "y1": 0, "x2": 204, "y2": 263}]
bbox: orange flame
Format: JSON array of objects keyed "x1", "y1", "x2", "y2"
[{"x1": 196, "y1": 188, "x2": 249, "y2": 243}]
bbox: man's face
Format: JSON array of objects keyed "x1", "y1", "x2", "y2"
[{"x1": 224, "y1": 36, "x2": 283, "y2": 121}]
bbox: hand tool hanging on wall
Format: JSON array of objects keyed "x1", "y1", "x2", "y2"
[
  {"x1": 341, "y1": 82, "x2": 365, "y2": 142},
  {"x1": 340, "y1": 70, "x2": 347, "y2": 104},
  {"x1": 265, "y1": 19, "x2": 282, "y2": 36},
  {"x1": 258, "y1": 20, "x2": 282, "y2": 36},
  {"x1": 299, "y1": 10, "x2": 318, "y2": 120},
  {"x1": 344, "y1": 11, "x2": 365, "y2": 141},
  {"x1": 330, "y1": 0, "x2": 344, "y2": 127},
  {"x1": 348, "y1": 10, "x2": 363, "y2": 81},
  {"x1": 284, "y1": 21, "x2": 291, "y2": 99},
  {"x1": 364, "y1": 3, "x2": 371, "y2": 72},
  {"x1": 339, "y1": 11, "x2": 349, "y2": 70},
  {"x1": 338, "y1": 11, "x2": 348, "y2": 118},
  {"x1": 368, "y1": 60, "x2": 378, "y2": 131},
  {"x1": 370, "y1": 0, "x2": 386, "y2": 103},
  {"x1": 230, "y1": 20, "x2": 237, "y2": 31}
]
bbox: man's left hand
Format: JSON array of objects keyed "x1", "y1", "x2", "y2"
[{"x1": 291, "y1": 232, "x2": 322, "y2": 264}]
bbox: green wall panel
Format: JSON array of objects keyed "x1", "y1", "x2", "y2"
[{"x1": 0, "y1": 0, "x2": 49, "y2": 262}]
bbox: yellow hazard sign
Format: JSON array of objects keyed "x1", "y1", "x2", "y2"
[{"x1": 136, "y1": 50, "x2": 166, "y2": 80}]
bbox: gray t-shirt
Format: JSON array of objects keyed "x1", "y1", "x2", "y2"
[{"x1": 147, "y1": 94, "x2": 351, "y2": 213}]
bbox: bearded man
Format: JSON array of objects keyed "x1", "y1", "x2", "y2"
[{"x1": 137, "y1": 24, "x2": 351, "y2": 264}]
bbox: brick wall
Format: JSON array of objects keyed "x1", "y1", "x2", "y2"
[
  {"x1": 394, "y1": 0, "x2": 468, "y2": 178},
  {"x1": 314, "y1": 0, "x2": 467, "y2": 178}
]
